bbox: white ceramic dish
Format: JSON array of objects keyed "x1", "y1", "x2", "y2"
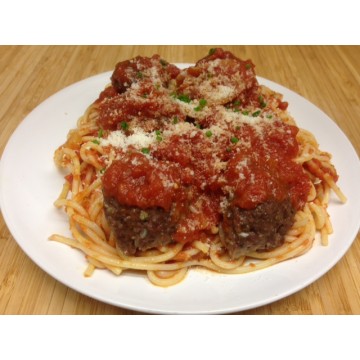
[{"x1": 1, "y1": 67, "x2": 359, "y2": 314}]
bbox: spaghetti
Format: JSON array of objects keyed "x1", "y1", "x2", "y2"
[{"x1": 50, "y1": 49, "x2": 346, "y2": 287}]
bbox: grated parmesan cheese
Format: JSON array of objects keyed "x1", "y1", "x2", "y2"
[{"x1": 100, "y1": 128, "x2": 156, "y2": 150}]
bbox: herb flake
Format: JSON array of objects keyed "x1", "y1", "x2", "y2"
[{"x1": 177, "y1": 94, "x2": 191, "y2": 103}]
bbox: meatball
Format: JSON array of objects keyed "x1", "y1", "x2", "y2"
[
  {"x1": 103, "y1": 195, "x2": 176, "y2": 255},
  {"x1": 101, "y1": 153, "x2": 181, "y2": 255},
  {"x1": 219, "y1": 199, "x2": 296, "y2": 259},
  {"x1": 111, "y1": 54, "x2": 180, "y2": 93}
]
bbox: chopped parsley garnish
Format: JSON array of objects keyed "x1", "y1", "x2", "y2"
[
  {"x1": 242, "y1": 110, "x2": 249, "y2": 116},
  {"x1": 136, "y1": 71, "x2": 143, "y2": 79},
  {"x1": 266, "y1": 114, "x2": 273, "y2": 119},
  {"x1": 230, "y1": 136, "x2": 239, "y2": 144},
  {"x1": 209, "y1": 48, "x2": 216, "y2": 55},
  {"x1": 141, "y1": 147, "x2": 150, "y2": 154},
  {"x1": 258, "y1": 96, "x2": 267, "y2": 109},
  {"x1": 194, "y1": 98, "x2": 207, "y2": 111},
  {"x1": 252, "y1": 110, "x2": 261, "y2": 117},
  {"x1": 205, "y1": 130, "x2": 212, "y2": 138},
  {"x1": 160, "y1": 59, "x2": 168, "y2": 67},
  {"x1": 141, "y1": 93, "x2": 148, "y2": 98},
  {"x1": 245, "y1": 63, "x2": 252, "y2": 70},
  {"x1": 121, "y1": 121, "x2": 129, "y2": 130},
  {"x1": 177, "y1": 94, "x2": 191, "y2": 103},
  {"x1": 155, "y1": 130, "x2": 163, "y2": 141},
  {"x1": 173, "y1": 116, "x2": 179, "y2": 124},
  {"x1": 233, "y1": 100, "x2": 241, "y2": 106},
  {"x1": 92, "y1": 139, "x2": 100, "y2": 145},
  {"x1": 199, "y1": 98, "x2": 207, "y2": 107},
  {"x1": 98, "y1": 128, "x2": 104, "y2": 138}
]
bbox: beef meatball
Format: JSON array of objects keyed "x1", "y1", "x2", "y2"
[
  {"x1": 103, "y1": 195, "x2": 176, "y2": 256},
  {"x1": 219, "y1": 199, "x2": 296, "y2": 259}
]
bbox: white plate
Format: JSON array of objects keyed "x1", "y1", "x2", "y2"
[{"x1": 1, "y1": 66, "x2": 360, "y2": 314}]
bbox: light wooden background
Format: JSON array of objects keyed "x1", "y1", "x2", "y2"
[{"x1": 0, "y1": 45, "x2": 359, "y2": 314}]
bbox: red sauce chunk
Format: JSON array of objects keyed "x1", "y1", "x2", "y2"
[
  {"x1": 176, "y1": 48, "x2": 257, "y2": 105},
  {"x1": 102, "y1": 152, "x2": 181, "y2": 211},
  {"x1": 224, "y1": 121, "x2": 310, "y2": 210},
  {"x1": 97, "y1": 81, "x2": 184, "y2": 131}
]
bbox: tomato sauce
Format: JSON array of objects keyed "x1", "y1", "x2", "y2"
[
  {"x1": 102, "y1": 152, "x2": 181, "y2": 211},
  {"x1": 224, "y1": 122, "x2": 310, "y2": 210},
  {"x1": 98, "y1": 49, "x2": 312, "y2": 244}
]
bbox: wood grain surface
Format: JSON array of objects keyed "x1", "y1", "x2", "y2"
[{"x1": 0, "y1": 45, "x2": 359, "y2": 314}]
